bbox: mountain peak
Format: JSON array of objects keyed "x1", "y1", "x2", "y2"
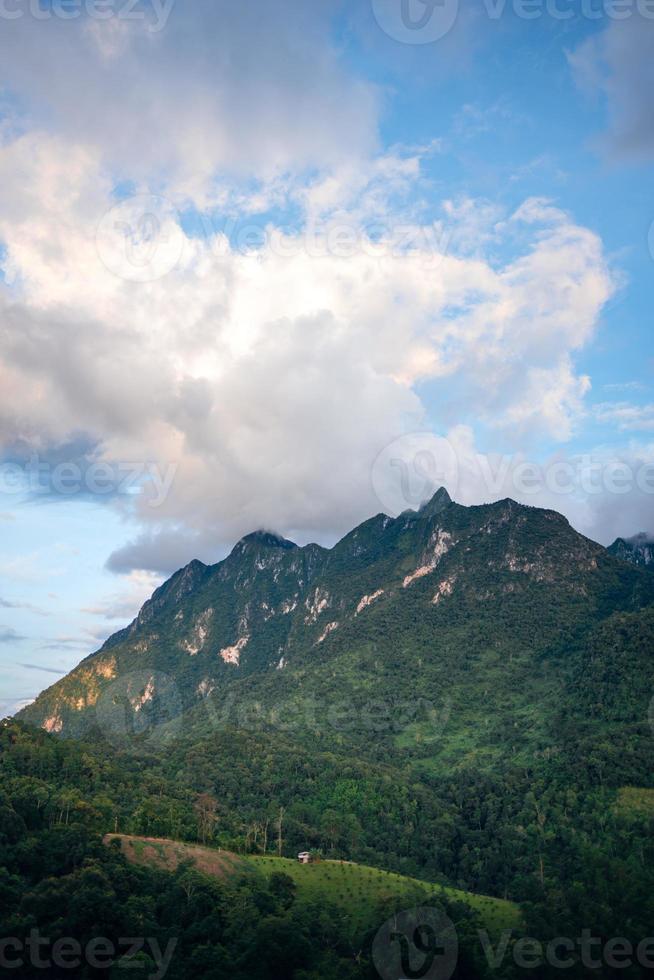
[
  {"x1": 608, "y1": 533, "x2": 654, "y2": 569},
  {"x1": 235, "y1": 530, "x2": 298, "y2": 552},
  {"x1": 418, "y1": 486, "x2": 453, "y2": 517}
]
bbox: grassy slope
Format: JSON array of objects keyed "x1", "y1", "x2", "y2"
[
  {"x1": 248, "y1": 856, "x2": 520, "y2": 939},
  {"x1": 106, "y1": 835, "x2": 519, "y2": 940}
]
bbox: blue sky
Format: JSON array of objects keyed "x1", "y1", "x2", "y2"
[{"x1": 0, "y1": 0, "x2": 652, "y2": 713}]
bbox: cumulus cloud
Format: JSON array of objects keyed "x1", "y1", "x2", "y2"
[
  {"x1": 0, "y1": 120, "x2": 617, "y2": 572},
  {"x1": 0, "y1": 3, "x2": 635, "y2": 577}
]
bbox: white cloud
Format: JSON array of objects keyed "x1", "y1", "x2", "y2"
[
  {"x1": 0, "y1": 129, "x2": 617, "y2": 572},
  {"x1": 0, "y1": 5, "x2": 624, "y2": 574},
  {"x1": 594, "y1": 401, "x2": 654, "y2": 432}
]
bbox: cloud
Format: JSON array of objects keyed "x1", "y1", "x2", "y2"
[
  {"x1": 17, "y1": 663, "x2": 66, "y2": 675},
  {"x1": 40, "y1": 636, "x2": 91, "y2": 651},
  {"x1": 622, "y1": 531, "x2": 654, "y2": 545},
  {"x1": 0, "y1": 0, "x2": 379, "y2": 193},
  {"x1": 0, "y1": 627, "x2": 26, "y2": 643},
  {"x1": 602, "y1": 381, "x2": 645, "y2": 393},
  {"x1": 0, "y1": 698, "x2": 34, "y2": 717},
  {"x1": 594, "y1": 402, "x2": 654, "y2": 432},
  {"x1": 0, "y1": 596, "x2": 50, "y2": 616},
  {"x1": 572, "y1": 442, "x2": 654, "y2": 543},
  {"x1": 81, "y1": 571, "x2": 163, "y2": 617},
  {"x1": 0, "y1": 6, "x2": 626, "y2": 575},
  {"x1": 388, "y1": 426, "x2": 654, "y2": 546},
  {"x1": 569, "y1": 19, "x2": 654, "y2": 159},
  {"x1": 105, "y1": 531, "x2": 213, "y2": 576},
  {"x1": 0, "y1": 127, "x2": 616, "y2": 573}
]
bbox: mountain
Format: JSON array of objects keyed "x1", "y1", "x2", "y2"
[
  {"x1": 10, "y1": 492, "x2": 654, "y2": 961},
  {"x1": 608, "y1": 532, "x2": 654, "y2": 569},
  {"x1": 19, "y1": 490, "x2": 654, "y2": 777}
]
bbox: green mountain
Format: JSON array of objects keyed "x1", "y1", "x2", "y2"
[
  {"x1": 8, "y1": 492, "x2": 654, "y2": 971},
  {"x1": 19, "y1": 490, "x2": 654, "y2": 777}
]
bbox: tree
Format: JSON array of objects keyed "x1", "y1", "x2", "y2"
[
  {"x1": 194, "y1": 793, "x2": 219, "y2": 845},
  {"x1": 269, "y1": 871, "x2": 297, "y2": 911},
  {"x1": 277, "y1": 806, "x2": 285, "y2": 857}
]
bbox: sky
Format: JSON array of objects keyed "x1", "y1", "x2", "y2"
[{"x1": 0, "y1": 0, "x2": 653, "y2": 714}]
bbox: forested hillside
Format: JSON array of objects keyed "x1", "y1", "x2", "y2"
[{"x1": 8, "y1": 492, "x2": 654, "y2": 976}]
